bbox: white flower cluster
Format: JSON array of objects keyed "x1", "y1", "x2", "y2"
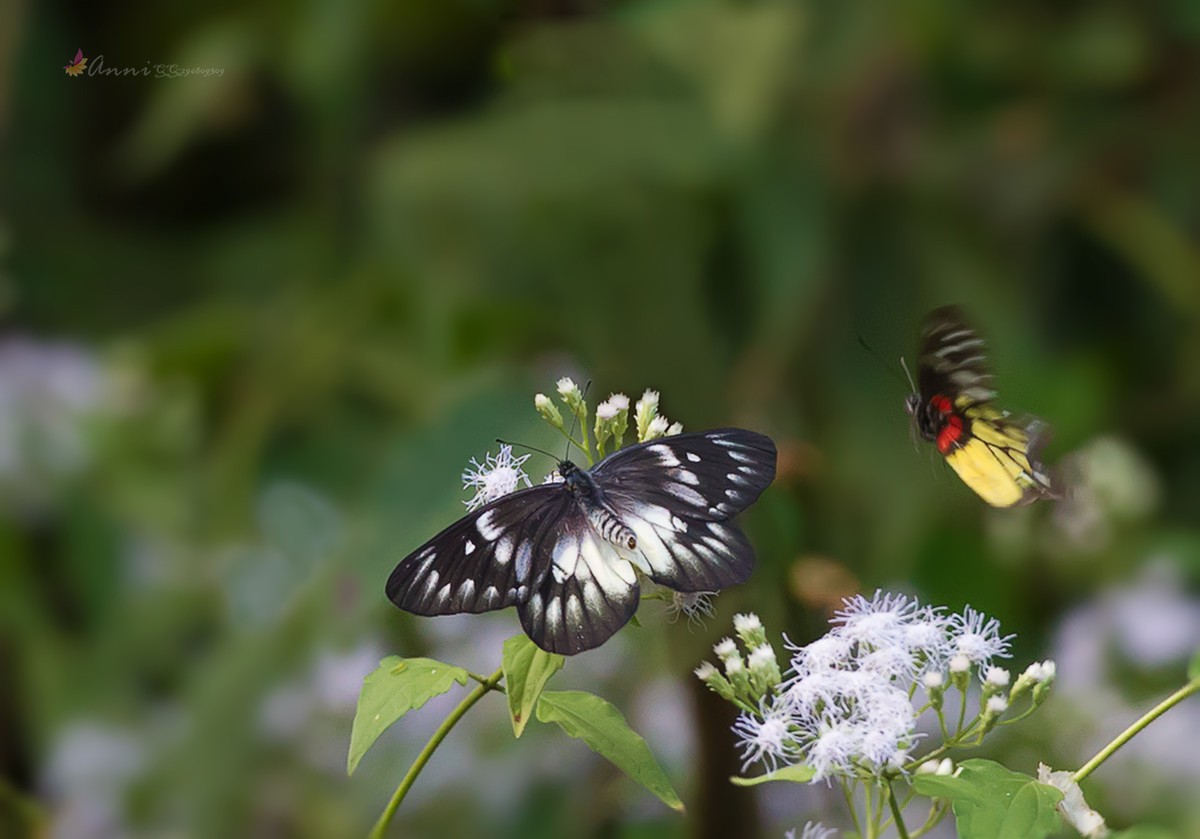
[
  {"x1": 461, "y1": 444, "x2": 532, "y2": 511},
  {"x1": 698, "y1": 593, "x2": 1049, "y2": 784}
]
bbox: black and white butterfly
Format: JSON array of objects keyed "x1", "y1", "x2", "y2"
[{"x1": 386, "y1": 429, "x2": 777, "y2": 655}]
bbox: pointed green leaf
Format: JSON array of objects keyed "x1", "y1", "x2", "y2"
[
  {"x1": 730, "y1": 764, "x2": 816, "y2": 786},
  {"x1": 1188, "y1": 648, "x2": 1200, "y2": 681},
  {"x1": 536, "y1": 690, "x2": 684, "y2": 813},
  {"x1": 910, "y1": 759, "x2": 1063, "y2": 839},
  {"x1": 347, "y1": 656, "x2": 469, "y2": 776},
  {"x1": 502, "y1": 634, "x2": 564, "y2": 737}
]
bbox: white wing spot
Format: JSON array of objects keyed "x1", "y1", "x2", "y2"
[
  {"x1": 566, "y1": 593, "x2": 584, "y2": 630},
  {"x1": 674, "y1": 469, "x2": 699, "y2": 486},
  {"x1": 649, "y1": 444, "x2": 680, "y2": 467},
  {"x1": 515, "y1": 540, "x2": 534, "y2": 582},
  {"x1": 713, "y1": 438, "x2": 738, "y2": 448},
  {"x1": 476, "y1": 509, "x2": 503, "y2": 540},
  {"x1": 670, "y1": 515, "x2": 688, "y2": 532},
  {"x1": 728, "y1": 450, "x2": 755, "y2": 464},
  {"x1": 457, "y1": 579, "x2": 475, "y2": 605},
  {"x1": 545, "y1": 596, "x2": 563, "y2": 635},
  {"x1": 494, "y1": 533, "x2": 515, "y2": 566},
  {"x1": 464, "y1": 540, "x2": 475, "y2": 555},
  {"x1": 686, "y1": 452, "x2": 701, "y2": 463},
  {"x1": 664, "y1": 481, "x2": 706, "y2": 506},
  {"x1": 483, "y1": 585, "x2": 499, "y2": 606},
  {"x1": 436, "y1": 582, "x2": 452, "y2": 607},
  {"x1": 728, "y1": 471, "x2": 749, "y2": 486}
]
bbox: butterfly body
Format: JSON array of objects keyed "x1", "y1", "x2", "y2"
[
  {"x1": 907, "y1": 307, "x2": 1058, "y2": 507},
  {"x1": 387, "y1": 429, "x2": 776, "y2": 654}
]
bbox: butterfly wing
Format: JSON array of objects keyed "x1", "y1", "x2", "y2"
[
  {"x1": 591, "y1": 429, "x2": 777, "y2": 591},
  {"x1": 385, "y1": 485, "x2": 570, "y2": 615},
  {"x1": 517, "y1": 509, "x2": 641, "y2": 655},
  {"x1": 916, "y1": 307, "x2": 1058, "y2": 507}
]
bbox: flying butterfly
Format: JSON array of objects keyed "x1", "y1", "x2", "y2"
[
  {"x1": 905, "y1": 306, "x2": 1058, "y2": 507},
  {"x1": 387, "y1": 429, "x2": 777, "y2": 655}
]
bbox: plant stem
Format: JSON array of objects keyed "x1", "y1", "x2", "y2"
[
  {"x1": 1073, "y1": 678, "x2": 1200, "y2": 783},
  {"x1": 841, "y1": 780, "x2": 862, "y2": 838},
  {"x1": 368, "y1": 667, "x2": 505, "y2": 838},
  {"x1": 887, "y1": 780, "x2": 911, "y2": 839}
]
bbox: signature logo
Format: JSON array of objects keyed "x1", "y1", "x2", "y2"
[{"x1": 64, "y1": 48, "x2": 88, "y2": 77}]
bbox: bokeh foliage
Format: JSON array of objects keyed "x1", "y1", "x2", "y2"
[{"x1": 4, "y1": 0, "x2": 1200, "y2": 836}]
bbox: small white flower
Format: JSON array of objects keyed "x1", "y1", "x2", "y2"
[
  {"x1": 787, "y1": 822, "x2": 836, "y2": 839},
  {"x1": 985, "y1": 666, "x2": 1011, "y2": 687},
  {"x1": 985, "y1": 696, "x2": 1008, "y2": 715},
  {"x1": 461, "y1": 445, "x2": 532, "y2": 511},
  {"x1": 645, "y1": 415, "x2": 670, "y2": 439},
  {"x1": 804, "y1": 719, "x2": 861, "y2": 781},
  {"x1": 951, "y1": 606, "x2": 1013, "y2": 668},
  {"x1": 694, "y1": 661, "x2": 718, "y2": 681},
  {"x1": 748, "y1": 645, "x2": 777, "y2": 672},
  {"x1": 535, "y1": 393, "x2": 553, "y2": 411},
  {"x1": 734, "y1": 613, "x2": 763, "y2": 635},
  {"x1": 666, "y1": 421, "x2": 684, "y2": 436},
  {"x1": 600, "y1": 392, "x2": 629, "y2": 412},
  {"x1": 637, "y1": 389, "x2": 659, "y2": 412},
  {"x1": 724, "y1": 656, "x2": 745, "y2": 676},
  {"x1": 596, "y1": 401, "x2": 619, "y2": 421},
  {"x1": 556, "y1": 377, "x2": 579, "y2": 398},
  {"x1": 1039, "y1": 660, "x2": 1056, "y2": 681},
  {"x1": 936, "y1": 758, "x2": 955, "y2": 776},
  {"x1": 714, "y1": 637, "x2": 738, "y2": 660},
  {"x1": 949, "y1": 653, "x2": 971, "y2": 674},
  {"x1": 542, "y1": 469, "x2": 564, "y2": 484},
  {"x1": 733, "y1": 700, "x2": 798, "y2": 772},
  {"x1": 858, "y1": 645, "x2": 917, "y2": 683},
  {"x1": 832, "y1": 590, "x2": 918, "y2": 649},
  {"x1": 923, "y1": 671, "x2": 945, "y2": 690},
  {"x1": 787, "y1": 634, "x2": 854, "y2": 677}
]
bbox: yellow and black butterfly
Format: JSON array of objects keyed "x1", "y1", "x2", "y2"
[{"x1": 905, "y1": 306, "x2": 1059, "y2": 507}]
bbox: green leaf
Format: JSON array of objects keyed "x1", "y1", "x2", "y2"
[
  {"x1": 536, "y1": 690, "x2": 684, "y2": 813},
  {"x1": 1110, "y1": 828, "x2": 1182, "y2": 839},
  {"x1": 346, "y1": 656, "x2": 469, "y2": 776},
  {"x1": 502, "y1": 634, "x2": 564, "y2": 738},
  {"x1": 1188, "y1": 649, "x2": 1200, "y2": 681},
  {"x1": 730, "y1": 764, "x2": 816, "y2": 786},
  {"x1": 910, "y1": 759, "x2": 1063, "y2": 839}
]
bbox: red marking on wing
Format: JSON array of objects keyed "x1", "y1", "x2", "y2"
[
  {"x1": 930, "y1": 395, "x2": 953, "y2": 415},
  {"x1": 936, "y1": 414, "x2": 964, "y2": 454}
]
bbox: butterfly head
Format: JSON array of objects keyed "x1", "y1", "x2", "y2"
[{"x1": 907, "y1": 393, "x2": 956, "y2": 443}]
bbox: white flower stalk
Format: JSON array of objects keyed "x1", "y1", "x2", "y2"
[
  {"x1": 461, "y1": 445, "x2": 532, "y2": 511},
  {"x1": 748, "y1": 644, "x2": 782, "y2": 692},
  {"x1": 695, "y1": 660, "x2": 736, "y2": 702},
  {"x1": 634, "y1": 389, "x2": 660, "y2": 441}
]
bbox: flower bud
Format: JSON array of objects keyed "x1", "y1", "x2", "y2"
[{"x1": 535, "y1": 393, "x2": 565, "y2": 430}]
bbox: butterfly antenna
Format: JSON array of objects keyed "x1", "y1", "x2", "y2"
[
  {"x1": 857, "y1": 334, "x2": 912, "y2": 391},
  {"x1": 496, "y1": 438, "x2": 559, "y2": 463},
  {"x1": 899, "y1": 355, "x2": 918, "y2": 395}
]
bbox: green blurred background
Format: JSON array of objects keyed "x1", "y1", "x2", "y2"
[{"x1": 4, "y1": 0, "x2": 1200, "y2": 836}]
